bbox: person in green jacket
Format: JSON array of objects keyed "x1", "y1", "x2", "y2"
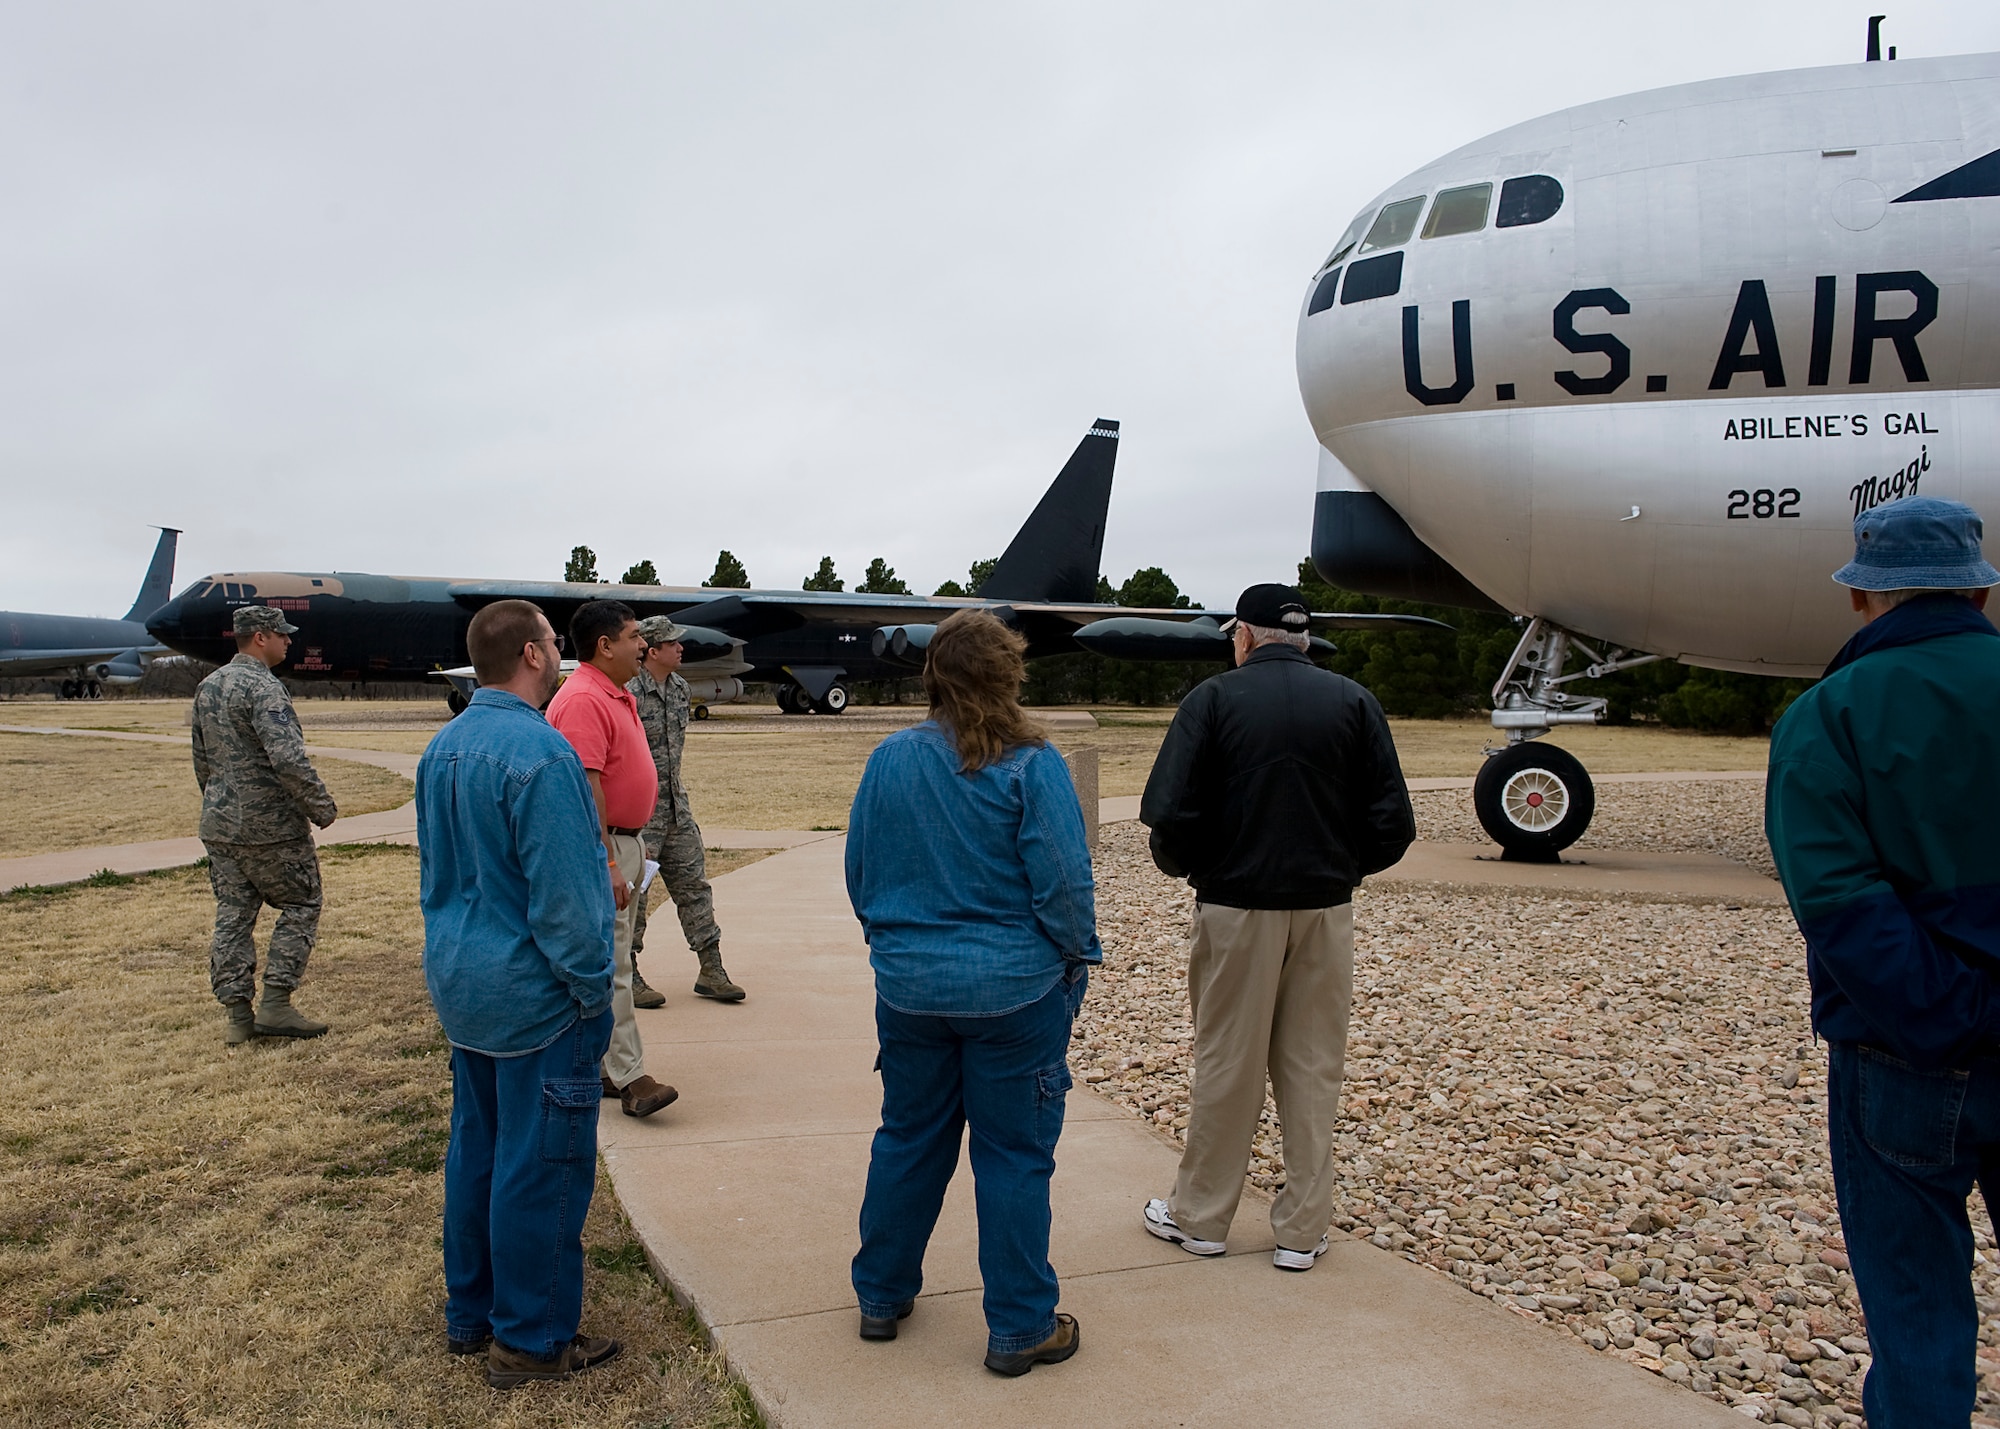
[{"x1": 1766, "y1": 496, "x2": 2000, "y2": 1428}]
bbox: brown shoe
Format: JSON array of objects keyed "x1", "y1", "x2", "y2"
[
  {"x1": 601, "y1": 1075, "x2": 620, "y2": 1100},
  {"x1": 984, "y1": 1313, "x2": 1079, "y2": 1377},
  {"x1": 618, "y1": 1075, "x2": 679, "y2": 1118},
  {"x1": 485, "y1": 1333, "x2": 621, "y2": 1389}
]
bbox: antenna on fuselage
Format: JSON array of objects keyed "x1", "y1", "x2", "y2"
[{"x1": 1866, "y1": 15, "x2": 1895, "y2": 61}]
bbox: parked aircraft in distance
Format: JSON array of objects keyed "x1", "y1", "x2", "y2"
[
  {"x1": 0, "y1": 528, "x2": 179, "y2": 698},
  {"x1": 1297, "y1": 40, "x2": 1999, "y2": 858},
  {"x1": 144, "y1": 421, "x2": 1445, "y2": 714}
]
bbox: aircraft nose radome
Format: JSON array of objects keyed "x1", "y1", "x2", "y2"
[{"x1": 145, "y1": 598, "x2": 183, "y2": 641}]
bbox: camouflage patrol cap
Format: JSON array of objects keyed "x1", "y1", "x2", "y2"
[
  {"x1": 233, "y1": 605, "x2": 299, "y2": 637},
  {"x1": 637, "y1": 615, "x2": 688, "y2": 646}
]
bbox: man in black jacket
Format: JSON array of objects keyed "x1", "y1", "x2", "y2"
[{"x1": 1138, "y1": 583, "x2": 1413, "y2": 1271}]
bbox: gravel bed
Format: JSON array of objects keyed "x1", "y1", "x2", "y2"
[
  {"x1": 1075, "y1": 820, "x2": 2000, "y2": 1426},
  {"x1": 1412, "y1": 779, "x2": 1777, "y2": 877}
]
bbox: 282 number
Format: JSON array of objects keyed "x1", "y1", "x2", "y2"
[{"x1": 1726, "y1": 488, "x2": 1800, "y2": 520}]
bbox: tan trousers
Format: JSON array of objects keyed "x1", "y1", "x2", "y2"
[
  {"x1": 1169, "y1": 901, "x2": 1354, "y2": 1251},
  {"x1": 602, "y1": 832, "x2": 648, "y2": 1088}
]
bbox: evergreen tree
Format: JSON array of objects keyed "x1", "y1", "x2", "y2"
[
  {"x1": 564, "y1": 546, "x2": 601, "y2": 583},
  {"x1": 857, "y1": 557, "x2": 910, "y2": 594},
  {"x1": 802, "y1": 557, "x2": 843, "y2": 592},
  {"x1": 1116, "y1": 567, "x2": 1194, "y2": 609},
  {"x1": 938, "y1": 557, "x2": 1003, "y2": 598},
  {"x1": 620, "y1": 559, "x2": 659, "y2": 585},
  {"x1": 704, "y1": 550, "x2": 751, "y2": 588}
]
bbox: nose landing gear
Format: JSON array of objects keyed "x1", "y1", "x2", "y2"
[{"x1": 1476, "y1": 618, "x2": 1659, "y2": 862}]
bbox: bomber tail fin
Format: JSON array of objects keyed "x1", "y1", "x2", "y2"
[
  {"x1": 978, "y1": 420, "x2": 1119, "y2": 603},
  {"x1": 122, "y1": 527, "x2": 181, "y2": 623}
]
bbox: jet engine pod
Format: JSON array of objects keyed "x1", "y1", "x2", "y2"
[
  {"x1": 1072, "y1": 616, "x2": 1338, "y2": 663},
  {"x1": 1072, "y1": 616, "x2": 1235, "y2": 662},
  {"x1": 870, "y1": 624, "x2": 936, "y2": 668}
]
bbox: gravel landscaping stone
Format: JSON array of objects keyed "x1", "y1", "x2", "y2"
[{"x1": 1076, "y1": 817, "x2": 2000, "y2": 1422}]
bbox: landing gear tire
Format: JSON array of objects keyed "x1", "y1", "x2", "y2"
[
  {"x1": 58, "y1": 680, "x2": 76, "y2": 700},
  {"x1": 692, "y1": 703, "x2": 710, "y2": 721},
  {"x1": 87, "y1": 682, "x2": 102, "y2": 699},
  {"x1": 446, "y1": 689, "x2": 469, "y2": 717},
  {"x1": 1473, "y1": 742, "x2": 1595, "y2": 863},
  {"x1": 813, "y1": 682, "x2": 850, "y2": 715},
  {"x1": 775, "y1": 683, "x2": 806, "y2": 715}
]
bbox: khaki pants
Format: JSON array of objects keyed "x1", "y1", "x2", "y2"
[
  {"x1": 1169, "y1": 901, "x2": 1354, "y2": 1251},
  {"x1": 602, "y1": 832, "x2": 648, "y2": 1088}
]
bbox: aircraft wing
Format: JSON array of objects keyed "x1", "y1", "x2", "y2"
[
  {"x1": 440, "y1": 581, "x2": 1454, "y2": 645},
  {"x1": 0, "y1": 644, "x2": 163, "y2": 677}
]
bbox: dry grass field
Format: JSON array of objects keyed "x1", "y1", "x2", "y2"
[
  {"x1": 3, "y1": 696, "x2": 1771, "y2": 838},
  {"x1": 0, "y1": 733, "x2": 413, "y2": 859},
  {"x1": 0, "y1": 846, "x2": 761, "y2": 1429}
]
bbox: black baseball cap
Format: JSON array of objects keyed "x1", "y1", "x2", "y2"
[{"x1": 1223, "y1": 583, "x2": 1311, "y2": 634}]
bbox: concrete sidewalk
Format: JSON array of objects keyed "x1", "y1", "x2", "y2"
[{"x1": 601, "y1": 838, "x2": 1741, "y2": 1428}]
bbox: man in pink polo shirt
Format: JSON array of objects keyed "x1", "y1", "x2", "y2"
[{"x1": 546, "y1": 599, "x2": 679, "y2": 1119}]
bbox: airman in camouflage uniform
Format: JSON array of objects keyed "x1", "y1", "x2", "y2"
[
  {"x1": 192, "y1": 606, "x2": 339, "y2": 1045},
  {"x1": 629, "y1": 615, "x2": 743, "y2": 1004}
]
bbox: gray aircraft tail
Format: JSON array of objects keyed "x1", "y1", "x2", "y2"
[
  {"x1": 978, "y1": 419, "x2": 1119, "y2": 603},
  {"x1": 122, "y1": 527, "x2": 181, "y2": 623}
]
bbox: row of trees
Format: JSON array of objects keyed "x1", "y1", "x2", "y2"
[
  {"x1": 558, "y1": 544, "x2": 1805, "y2": 731},
  {"x1": 564, "y1": 546, "x2": 916, "y2": 595}
]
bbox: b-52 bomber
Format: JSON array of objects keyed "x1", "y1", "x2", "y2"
[{"x1": 144, "y1": 421, "x2": 1444, "y2": 714}]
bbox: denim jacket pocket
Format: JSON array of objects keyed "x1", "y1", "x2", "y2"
[
  {"x1": 539, "y1": 1077, "x2": 604, "y2": 1164},
  {"x1": 1034, "y1": 1063, "x2": 1075, "y2": 1154},
  {"x1": 1856, "y1": 1044, "x2": 1969, "y2": 1168}
]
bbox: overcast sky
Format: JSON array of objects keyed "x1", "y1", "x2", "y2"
[{"x1": 5, "y1": 1, "x2": 1997, "y2": 617}]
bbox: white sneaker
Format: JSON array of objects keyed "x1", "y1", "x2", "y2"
[
  {"x1": 1273, "y1": 1235, "x2": 1331, "y2": 1272},
  {"x1": 1143, "y1": 1198, "x2": 1226, "y2": 1256}
]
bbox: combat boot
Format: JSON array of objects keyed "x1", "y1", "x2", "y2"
[
  {"x1": 253, "y1": 985, "x2": 329, "y2": 1039},
  {"x1": 693, "y1": 948, "x2": 746, "y2": 1003},
  {"x1": 223, "y1": 999, "x2": 257, "y2": 1046},
  {"x1": 630, "y1": 965, "x2": 667, "y2": 1010}
]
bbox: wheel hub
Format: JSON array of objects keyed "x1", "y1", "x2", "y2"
[{"x1": 1501, "y1": 768, "x2": 1569, "y2": 832}]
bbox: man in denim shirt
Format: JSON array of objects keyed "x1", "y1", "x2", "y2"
[{"x1": 416, "y1": 599, "x2": 623, "y2": 1390}]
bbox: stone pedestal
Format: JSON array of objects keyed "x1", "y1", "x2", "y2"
[{"x1": 1065, "y1": 744, "x2": 1100, "y2": 850}]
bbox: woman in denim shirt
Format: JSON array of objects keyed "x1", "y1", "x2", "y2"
[{"x1": 844, "y1": 609, "x2": 1101, "y2": 1377}]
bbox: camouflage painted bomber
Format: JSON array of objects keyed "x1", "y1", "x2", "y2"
[
  {"x1": 632, "y1": 817, "x2": 719, "y2": 960},
  {"x1": 629, "y1": 667, "x2": 693, "y2": 832},
  {"x1": 206, "y1": 836, "x2": 322, "y2": 1002},
  {"x1": 191, "y1": 654, "x2": 337, "y2": 845}
]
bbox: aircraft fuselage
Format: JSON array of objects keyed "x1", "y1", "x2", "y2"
[{"x1": 1296, "y1": 52, "x2": 2000, "y2": 676}]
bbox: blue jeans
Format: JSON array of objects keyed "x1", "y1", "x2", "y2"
[
  {"x1": 1828, "y1": 1041, "x2": 2000, "y2": 1428},
  {"x1": 443, "y1": 1009, "x2": 613, "y2": 1358},
  {"x1": 853, "y1": 966, "x2": 1086, "y2": 1354}
]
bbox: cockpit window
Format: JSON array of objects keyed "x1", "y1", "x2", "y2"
[
  {"x1": 1322, "y1": 209, "x2": 1373, "y2": 269},
  {"x1": 1359, "y1": 196, "x2": 1425, "y2": 253},
  {"x1": 1495, "y1": 174, "x2": 1564, "y2": 228},
  {"x1": 1422, "y1": 182, "x2": 1492, "y2": 239}
]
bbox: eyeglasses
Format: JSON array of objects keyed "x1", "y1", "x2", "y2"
[{"x1": 533, "y1": 634, "x2": 567, "y2": 654}]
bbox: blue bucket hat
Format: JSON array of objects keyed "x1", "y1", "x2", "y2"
[{"x1": 1833, "y1": 496, "x2": 2000, "y2": 591}]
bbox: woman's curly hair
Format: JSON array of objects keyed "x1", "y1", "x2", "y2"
[{"x1": 922, "y1": 609, "x2": 1048, "y2": 772}]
